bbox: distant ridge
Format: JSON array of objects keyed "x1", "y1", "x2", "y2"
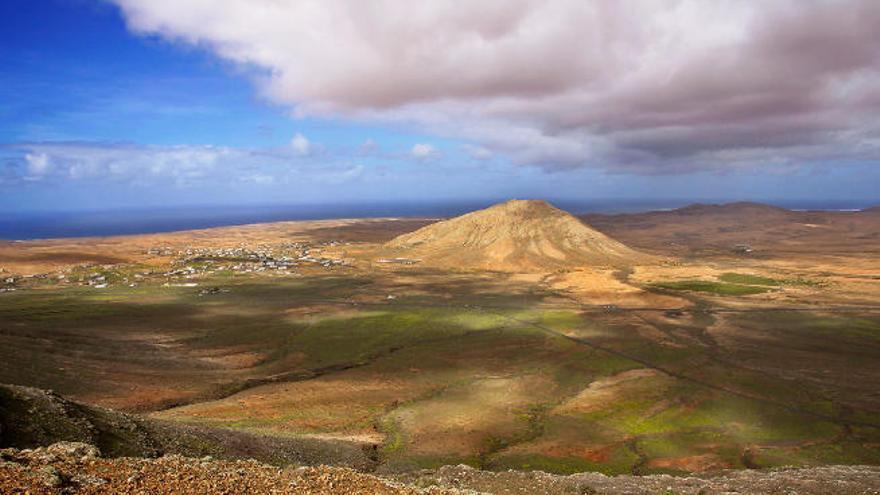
[
  {"x1": 673, "y1": 202, "x2": 791, "y2": 216},
  {"x1": 655, "y1": 202, "x2": 879, "y2": 216},
  {"x1": 384, "y1": 199, "x2": 652, "y2": 271}
]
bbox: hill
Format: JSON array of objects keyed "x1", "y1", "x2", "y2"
[
  {"x1": 672, "y1": 201, "x2": 792, "y2": 217},
  {"x1": 384, "y1": 200, "x2": 652, "y2": 271},
  {"x1": 4, "y1": 380, "x2": 878, "y2": 495},
  {"x1": 581, "y1": 201, "x2": 880, "y2": 258},
  {"x1": 0, "y1": 383, "x2": 375, "y2": 470}
]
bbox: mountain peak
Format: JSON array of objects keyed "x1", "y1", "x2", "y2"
[
  {"x1": 493, "y1": 198, "x2": 555, "y2": 211},
  {"x1": 384, "y1": 200, "x2": 652, "y2": 271}
]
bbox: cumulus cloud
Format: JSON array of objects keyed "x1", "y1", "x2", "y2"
[
  {"x1": 112, "y1": 0, "x2": 880, "y2": 171},
  {"x1": 24, "y1": 153, "x2": 51, "y2": 179},
  {"x1": 1, "y1": 142, "x2": 367, "y2": 187},
  {"x1": 290, "y1": 133, "x2": 311, "y2": 155},
  {"x1": 13, "y1": 143, "x2": 229, "y2": 185},
  {"x1": 410, "y1": 143, "x2": 437, "y2": 159}
]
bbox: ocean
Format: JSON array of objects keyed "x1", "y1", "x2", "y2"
[{"x1": 1, "y1": 198, "x2": 876, "y2": 240}]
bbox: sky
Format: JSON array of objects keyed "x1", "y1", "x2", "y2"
[{"x1": 2, "y1": 0, "x2": 879, "y2": 213}]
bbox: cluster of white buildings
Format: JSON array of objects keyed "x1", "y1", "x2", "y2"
[
  {"x1": 0, "y1": 240, "x2": 354, "y2": 294},
  {"x1": 160, "y1": 242, "x2": 351, "y2": 274}
]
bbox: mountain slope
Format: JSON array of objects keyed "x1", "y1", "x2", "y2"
[
  {"x1": 581, "y1": 201, "x2": 880, "y2": 257},
  {"x1": 0, "y1": 383, "x2": 375, "y2": 470},
  {"x1": 384, "y1": 200, "x2": 652, "y2": 271}
]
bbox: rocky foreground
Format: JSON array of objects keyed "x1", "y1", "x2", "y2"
[
  {"x1": 2, "y1": 443, "x2": 879, "y2": 495},
  {"x1": 0, "y1": 443, "x2": 453, "y2": 495}
]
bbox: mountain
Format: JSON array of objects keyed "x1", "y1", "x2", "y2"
[
  {"x1": 580, "y1": 201, "x2": 880, "y2": 257},
  {"x1": 384, "y1": 199, "x2": 652, "y2": 271}
]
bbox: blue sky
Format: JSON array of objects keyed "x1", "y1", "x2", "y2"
[{"x1": 2, "y1": 0, "x2": 879, "y2": 213}]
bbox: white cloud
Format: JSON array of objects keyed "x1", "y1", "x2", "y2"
[
  {"x1": 291, "y1": 133, "x2": 311, "y2": 155},
  {"x1": 111, "y1": 0, "x2": 880, "y2": 172},
  {"x1": 24, "y1": 153, "x2": 51, "y2": 178},
  {"x1": 464, "y1": 145, "x2": 493, "y2": 161},
  {"x1": 411, "y1": 143, "x2": 436, "y2": 159},
  {"x1": 4, "y1": 142, "x2": 368, "y2": 188},
  {"x1": 23, "y1": 143, "x2": 227, "y2": 184}
]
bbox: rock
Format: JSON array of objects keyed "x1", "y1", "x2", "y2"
[
  {"x1": 39, "y1": 465, "x2": 63, "y2": 487},
  {"x1": 45, "y1": 441, "x2": 101, "y2": 460},
  {"x1": 72, "y1": 473, "x2": 108, "y2": 486}
]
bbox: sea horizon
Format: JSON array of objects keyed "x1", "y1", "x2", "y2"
[{"x1": 2, "y1": 197, "x2": 877, "y2": 241}]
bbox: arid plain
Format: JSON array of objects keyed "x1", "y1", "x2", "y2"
[{"x1": 1, "y1": 200, "x2": 879, "y2": 477}]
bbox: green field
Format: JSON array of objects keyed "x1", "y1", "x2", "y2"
[
  {"x1": 1, "y1": 271, "x2": 879, "y2": 475},
  {"x1": 718, "y1": 272, "x2": 781, "y2": 286}
]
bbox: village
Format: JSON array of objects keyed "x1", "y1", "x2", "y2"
[{"x1": 0, "y1": 240, "x2": 352, "y2": 293}]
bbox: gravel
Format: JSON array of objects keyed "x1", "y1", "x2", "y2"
[{"x1": 0, "y1": 443, "x2": 467, "y2": 494}]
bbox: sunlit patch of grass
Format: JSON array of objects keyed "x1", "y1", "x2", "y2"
[
  {"x1": 638, "y1": 430, "x2": 731, "y2": 460},
  {"x1": 284, "y1": 308, "x2": 481, "y2": 367},
  {"x1": 718, "y1": 272, "x2": 780, "y2": 286},
  {"x1": 438, "y1": 311, "x2": 507, "y2": 330},
  {"x1": 378, "y1": 416, "x2": 405, "y2": 456},
  {"x1": 536, "y1": 310, "x2": 585, "y2": 329}
]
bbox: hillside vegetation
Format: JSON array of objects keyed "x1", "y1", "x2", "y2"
[{"x1": 0, "y1": 383, "x2": 374, "y2": 470}]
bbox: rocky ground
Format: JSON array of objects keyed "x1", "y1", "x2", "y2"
[
  {"x1": 0, "y1": 443, "x2": 458, "y2": 495},
  {"x1": 2, "y1": 443, "x2": 879, "y2": 494}
]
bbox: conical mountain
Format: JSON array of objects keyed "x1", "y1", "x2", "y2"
[{"x1": 384, "y1": 199, "x2": 653, "y2": 271}]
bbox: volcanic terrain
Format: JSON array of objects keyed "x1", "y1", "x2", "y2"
[
  {"x1": 384, "y1": 199, "x2": 653, "y2": 271},
  {"x1": 1, "y1": 200, "x2": 879, "y2": 494}
]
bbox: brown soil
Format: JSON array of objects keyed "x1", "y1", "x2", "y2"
[{"x1": 582, "y1": 202, "x2": 880, "y2": 259}]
